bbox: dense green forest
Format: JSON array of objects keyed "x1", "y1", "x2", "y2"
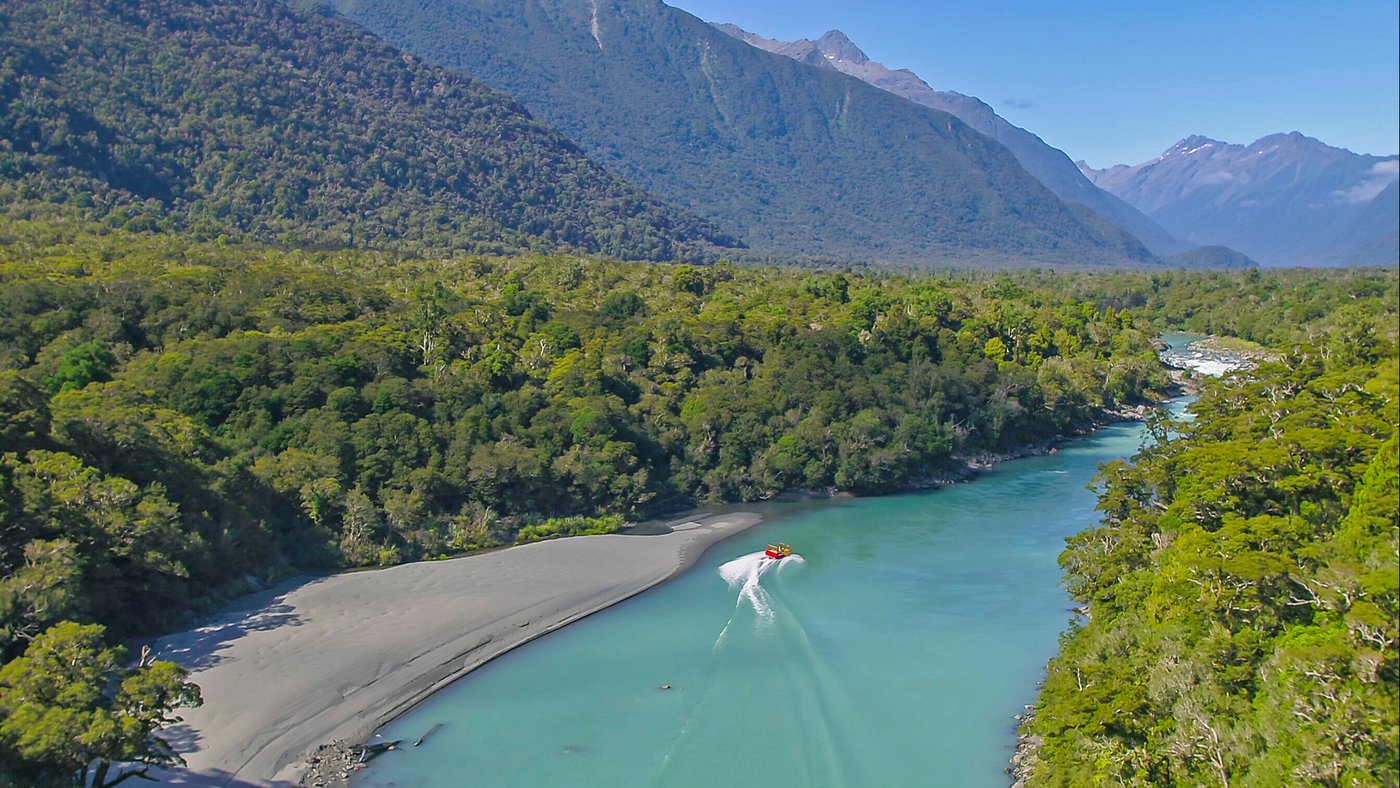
[
  {"x1": 0, "y1": 0, "x2": 734, "y2": 261},
  {"x1": 0, "y1": 6, "x2": 1393, "y2": 786},
  {"x1": 321, "y1": 0, "x2": 1156, "y2": 266},
  {"x1": 0, "y1": 222, "x2": 1392, "y2": 640},
  {"x1": 1024, "y1": 325, "x2": 1399, "y2": 783},
  {"x1": 1025, "y1": 266, "x2": 1398, "y2": 349},
  {"x1": 0, "y1": 217, "x2": 1192, "y2": 644}
]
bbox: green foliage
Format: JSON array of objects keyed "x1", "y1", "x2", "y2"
[
  {"x1": 0, "y1": 219, "x2": 1204, "y2": 605},
  {"x1": 599, "y1": 292, "x2": 647, "y2": 322},
  {"x1": 0, "y1": 373, "x2": 48, "y2": 452},
  {"x1": 1028, "y1": 333, "x2": 1400, "y2": 786},
  {"x1": 3, "y1": 448, "x2": 199, "y2": 642},
  {"x1": 516, "y1": 515, "x2": 625, "y2": 544},
  {"x1": 1053, "y1": 267, "x2": 1400, "y2": 347},
  {"x1": 0, "y1": 622, "x2": 201, "y2": 787},
  {"x1": 41, "y1": 342, "x2": 115, "y2": 394},
  {"x1": 0, "y1": 0, "x2": 734, "y2": 262}
]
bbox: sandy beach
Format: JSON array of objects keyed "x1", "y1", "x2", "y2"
[{"x1": 150, "y1": 511, "x2": 762, "y2": 787}]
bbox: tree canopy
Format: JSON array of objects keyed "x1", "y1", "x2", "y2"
[
  {"x1": 1026, "y1": 329, "x2": 1399, "y2": 785},
  {"x1": 0, "y1": 622, "x2": 201, "y2": 788}
]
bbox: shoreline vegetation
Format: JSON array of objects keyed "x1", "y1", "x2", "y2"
[
  {"x1": 1016, "y1": 332, "x2": 1398, "y2": 785},
  {"x1": 148, "y1": 409, "x2": 1093, "y2": 786},
  {"x1": 1005, "y1": 339, "x2": 1228, "y2": 788},
  {"x1": 0, "y1": 217, "x2": 1394, "y2": 786},
  {"x1": 140, "y1": 342, "x2": 1175, "y2": 787}
]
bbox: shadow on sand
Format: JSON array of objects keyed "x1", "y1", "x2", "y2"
[
  {"x1": 153, "y1": 765, "x2": 297, "y2": 787},
  {"x1": 150, "y1": 574, "x2": 320, "y2": 673}
]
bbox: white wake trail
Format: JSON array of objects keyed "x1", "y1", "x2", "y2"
[
  {"x1": 718, "y1": 552, "x2": 776, "y2": 619},
  {"x1": 717, "y1": 551, "x2": 804, "y2": 621}
]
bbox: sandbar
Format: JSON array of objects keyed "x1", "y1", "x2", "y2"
[{"x1": 150, "y1": 511, "x2": 762, "y2": 786}]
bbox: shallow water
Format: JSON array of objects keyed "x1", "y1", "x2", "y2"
[{"x1": 355, "y1": 412, "x2": 1163, "y2": 788}]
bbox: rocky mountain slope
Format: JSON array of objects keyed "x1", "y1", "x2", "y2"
[{"x1": 1082, "y1": 134, "x2": 1399, "y2": 266}]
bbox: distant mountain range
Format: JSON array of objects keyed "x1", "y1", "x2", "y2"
[
  {"x1": 320, "y1": 0, "x2": 1158, "y2": 266},
  {"x1": 1082, "y1": 134, "x2": 1399, "y2": 266},
  {"x1": 716, "y1": 26, "x2": 1189, "y2": 258},
  {"x1": 0, "y1": 0, "x2": 734, "y2": 261}
]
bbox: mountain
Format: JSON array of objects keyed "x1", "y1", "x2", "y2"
[
  {"x1": 717, "y1": 26, "x2": 1188, "y2": 257},
  {"x1": 0, "y1": 0, "x2": 735, "y2": 261},
  {"x1": 1081, "y1": 134, "x2": 1400, "y2": 266},
  {"x1": 319, "y1": 0, "x2": 1157, "y2": 267},
  {"x1": 1164, "y1": 245, "x2": 1255, "y2": 269}
]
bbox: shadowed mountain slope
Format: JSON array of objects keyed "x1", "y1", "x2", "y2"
[{"x1": 718, "y1": 25, "x2": 1188, "y2": 258}]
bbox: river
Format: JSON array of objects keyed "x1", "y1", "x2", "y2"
[{"x1": 353, "y1": 400, "x2": 1188, "y2": 787}]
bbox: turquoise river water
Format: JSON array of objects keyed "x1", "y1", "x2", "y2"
[{"x1": 354, "y1": 397, "x2": 1187, "y2": 787}]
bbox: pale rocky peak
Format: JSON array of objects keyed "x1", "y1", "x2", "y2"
[{"x1": 814, "y1": 30, "x2": 870, "y2": 65}]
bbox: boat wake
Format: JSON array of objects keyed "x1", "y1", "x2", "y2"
[
  {"x1": 717, "y1": 551, "x2": 803, "y2": 620},
  {"x1": 653, "y1": 548, "x2": 858, "y2": 787}
]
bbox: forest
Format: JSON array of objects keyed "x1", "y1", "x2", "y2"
[
  {"x1": 0, "y1": 216, "x2": 1394, "y2": 784},
  {"x1": 0, "y1": 0, "x2": 733, "y2": 261},
  {"x1": 1025, "y1": 329, "x2": 1398, "y2": 785},
  {"x1": 319, "y1": 0, "x2": 1158, "y2": 265},
  {"x1": 0, "y1": 1, "x2": 1394, "y2": 784},
  {"x1": 0, "y1": 217, "x2": 1189, "y2": 639}
]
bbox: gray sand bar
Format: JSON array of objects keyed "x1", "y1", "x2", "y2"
[{"x1": 151, "y1": 512, "x2": 761, "y2": 786}]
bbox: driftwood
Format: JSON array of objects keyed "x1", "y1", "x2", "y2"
[
  {"x1": 413, "y1": 723, "x2": 444, "y2": 747},
  {"x1": 356, "y1": 740, "x2": 401, "y2": 764}
]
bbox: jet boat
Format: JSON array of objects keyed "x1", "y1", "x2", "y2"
[{"x1": 764, "y1": 543, "x2": 793, "y2": 559}]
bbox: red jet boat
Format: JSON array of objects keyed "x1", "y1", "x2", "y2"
[{"x1": 764, "y1": 543, "x2": 793, "y2": 559}]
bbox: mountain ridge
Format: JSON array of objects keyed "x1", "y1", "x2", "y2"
[
  {"x1": 715, "y1": 24, "x2": 1189, "y2": 257},
  {"x1": 0, "y1": 0, "x2": 736, "y2": 261}
]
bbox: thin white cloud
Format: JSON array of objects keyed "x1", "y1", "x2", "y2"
[{"x1": 1333, "y1": 160, "x2": 1399, "y2": 203}]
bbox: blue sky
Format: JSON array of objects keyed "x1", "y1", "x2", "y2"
[{"x1": 672, "y1": 0, "x2": 1399, "y2": 168}]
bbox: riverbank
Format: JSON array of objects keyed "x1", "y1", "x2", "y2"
[
  {"x1": 150, "y1": 510, "x2": 762, "y2": 787},
  {"x1": 1007, "y1": 337, "x2": 1261, "y2": 785},
  {"x1": 346, "y1": 409, "x2": 1161, "y2": 787}
]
